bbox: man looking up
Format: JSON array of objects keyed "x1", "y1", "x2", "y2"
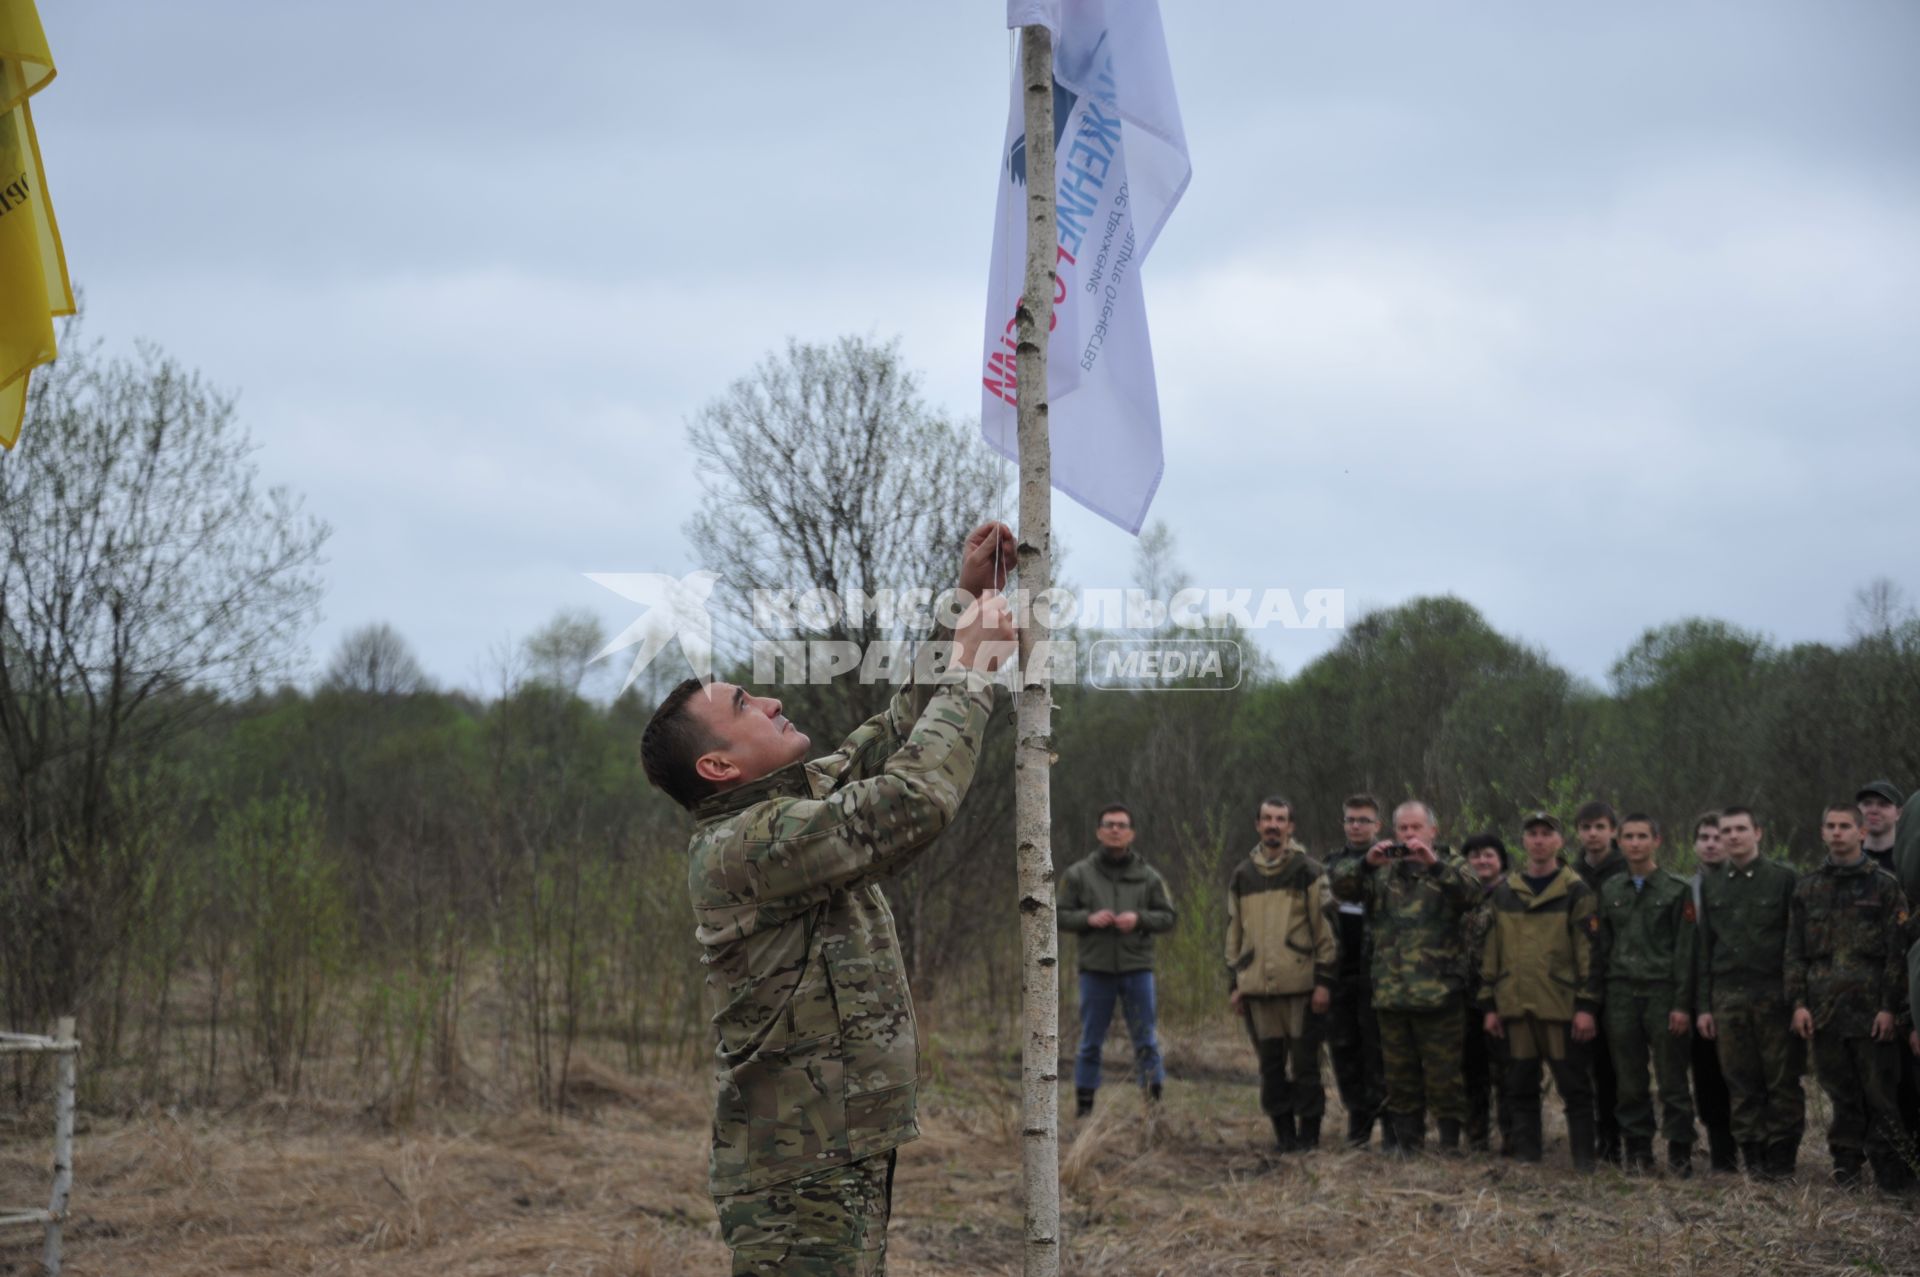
[
  {"x1": 1060, "y1": 804, "x2": 1178, "y2": 1117},
  {"x1": 1594, "y1": 814, "x2": 1697, "y2": 1175},
  {"x1": 1688, "y1": 812, "x2": 1737, "y2": 1172},
  {"x1": 1225, "y1": 797, "x2": 1335, "y2": 1152},
  {"x1": 1329, "y1": 800, "x2": 1479, "y2": 1155},
  {"x1": 645, "y1": 520, "x2": 1016, "y2": 1276},
  {"x1": 1479, "y1": 813, "x2": 1602, "y2": 1171},
  {"x1": 1572, "y1": 800, "x2": 1627, "y2": 1166},
  {"x1": 1322, "y1": 794, "x2": 1392, "y2": 1149},
  {"x1": 1787, "y1": 804, "x2": 1912, "y2": 1191},
  {"x1": 1697, "y1": 807, "x2": 1805, "y2": 1181}
]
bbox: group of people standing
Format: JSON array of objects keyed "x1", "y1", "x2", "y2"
[{"x1": 1061, "y1": 787, "x2": 1920, "y2": 1192}]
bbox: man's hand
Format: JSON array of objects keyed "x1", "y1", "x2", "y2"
[
  {"x1": 1087, "y1": 909, "x2": 1116, "y2": 929},
  {"x1": 1229, "y1": 988, "x2": 1246, "y2": 1016},
  {"x1": 1696, "y1": 1012, "x2": 1716, "y2": 1041},
  {"x1": 954, "y1": 594, "x2": 1016, "y2": 672},
  {"x1": 959, "y1": 520, "x2": 1017, "y2": 598},
  {"x1": 1404, "y1": 837, "x2": 1437, "y2": 868},
  {"x1": 1791, "y1": 1007, "x2": 1814, "y2": 1040},
  {"x1": 1311, "y1": 985, "x2": 1330, "y2": 1015},
  {"x1": 1572, "y1": 1011, "x2": 1597, "y2": 1042},
  {"x1": 1668, "y1": 1009, "x2": 1691, "y2": 1037},
  {"x1": 1870, "y1": 1010, "x2": 1895, "y2": 1042},
  {"x1": 1365, "y1": 840, "x2": 1397, "y2": 868},
  {"x1": 1483, "y1": 1011, "x2": 1504, "y2": 1039},
  {"x1": 1114, "y1": 911, "x2": 1140, "y2": 934}
]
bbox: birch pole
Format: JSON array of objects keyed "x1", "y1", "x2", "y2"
[{"x1": 1013, "y1": 22, "x2": 1061, "y2": 1277}]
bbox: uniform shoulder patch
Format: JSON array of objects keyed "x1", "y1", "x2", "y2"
[
  {"x1": 1898, "y1": 909, "x2": 1911, "y2": 928},
  {"x1": 1584, "y1": 914, "x2": 1601, "y2": 935},
  {"x1": 1682, "y1": 900, "x2": 1696, "y2": 925}
]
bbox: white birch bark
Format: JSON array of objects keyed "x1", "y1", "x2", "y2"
[{"x1": 44, "y1": 1016, "x2": 76, "y2": 1275}]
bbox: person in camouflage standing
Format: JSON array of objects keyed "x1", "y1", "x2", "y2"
[
  {"x1": 1329, "y1": 800, "x2": 1480, "y2": 1155},
  {"x1": 642, "y1": 521, "x2": 1015, "y2": 1277},
  {"x1": 1323, "y1": 793, "x2": 1393, "y2": 1149},
  {"x1": 1593, "y1": 814, "x2": 1697, "y2": 1175},
  {"x1": 1459, "y1": 833, "x2": 1513, "y2": 1155},
  {"x1": 1786, "y1": 803, "x2": 1913, "y2": 1190},
  {"x1": 1696, "y1": 806, "x2": 1805, "y2": 1181},
  {"x1": 1478, "y1": 812, "x2": 1602, "y2": 1171},
  {"x1": 1225, "y1": 797, "x2": 1335, "y2": 1152},
  {"x1": 1571, "y1": 800, "x2": 1628, "y2": 1166},
  {"x1": 1687, "y1": 812, "x2": 1739, "y2": 1172}
]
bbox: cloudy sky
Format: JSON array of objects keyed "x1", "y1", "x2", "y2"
[{"x1": 30, "y1": 1, "x2": 1920, "y2": 690}]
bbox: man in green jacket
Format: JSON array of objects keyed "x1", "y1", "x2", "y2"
[
  {"x1": 1329, "y1": 799, "x2": 1480, "y2": 1154},
  {"x1": 1060, "y1": 803, "x2": 1178, "y2": 1117},
  {"x1": 1787, "y1": 803, "x2": 1912, "y2": 1190},
  {"x1": 1479, "y1": 812, "x2": 1603, "y2": 1171},
  {"x1": 1572, "y1": 800, "x2": 1629, "y2": 1166},
  {"x1": 1594, "y1": 814, "x2": 1697, "y2": 1175},
  {"x1": 1225, "y1": 796, "x2": 1335, "y2": 1151},
  {"x1": 644, "y1": 520, "x2": 1015, "y2": 1277},
  {"x1": 1696, "y1": 806, "x2": 1805, "y2": 1181}
]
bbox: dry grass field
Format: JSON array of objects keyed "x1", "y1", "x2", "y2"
[{"x1": 0, "y1": 1025, "x2": 1913, "y2": 1276}]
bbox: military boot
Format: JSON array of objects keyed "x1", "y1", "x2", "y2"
[
  {"x1": 1513, "y1": 1108, "x2": 1544, "y2": 1164},
  {"x1": 1271, "y1": 1113, "x2": 1298, "y2": 1153},
  {"x1": 1345, "y1": 1113, "x2": 1373, "y2": 1149},
  {"x1": 1392, "y1": 1111, "x2": 1425, "y2": 1157},
  {"x1": 1707, "y1": 1129, "x2": 1739, "y2": 1174},
  {"x1": 1148, "y1": 1081, "x2": 1163, "y2": 1103},
  {"x1": 1764, "y1": 1140, "x2": 1798, "y2": 1182},
  {"x1": 1436, "y1": 1118, "x2": 1462, "y2": 1154},
  {"x1": 1296, "y1": 1116, "x2": 1321, "y2": 1151},
  {"x1": 1740, "y1": 1141, "x2": 1767, "y2": 1177},
  {"x1": 1868, "y1": 1151, "x2": 1910, "y2": 1193},
  {"x1": 1378, "y1": 1113, "x2": 1401, "y2": 1153},
  {"x1": 1626, "y1": 1137, "x2": 1657, "y2": 1173},
  {"x1": 1075, "y1": 1087, "x2": 1096, "y2": 1119},
  {"x1": 1830, "y1": 1147, "x2": 1865, "y2": 1187},
  {"x1": 1567, "y1": 1110, "x2": 1597, "y2": 1174},
  {"x1": 1667, "y1": 1141, "x2": 1693, "y2": 1178}
]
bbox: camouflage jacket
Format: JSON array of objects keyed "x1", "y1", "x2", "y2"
[
  {"x1": 1478, "y1": 865, "x2": 1601, "y2": 1021},
  {"x1": 687, "y1": 674, "x2": 997, "y2": 1195},
  {"x1": 1328, "y1": 853, "x2": 1480, "y2": 1011},
  {"x1": 1595, "y1": 868, "x2": 1697, "y2": 1015},
  {"x1": 1697, "y1": 855, "x2": 1798, "y2": 1010},
  {"x1": 1785, "y1": 856, "x2": 1912, "y2": 1036},
  {"x1": 1457, "y1": 886, "x2": 1497, "y2": 991},
  {"x1": 1224, "y1": 842, "x2": 1335, "y2": 998}
]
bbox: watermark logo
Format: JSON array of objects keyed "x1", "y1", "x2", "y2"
[
  {"x1": 1088, "y1": 638, "x2": 1243, "y2": 692},
  {"x1": 586, "y1": 571, "x2": 719, "y2": 693}
]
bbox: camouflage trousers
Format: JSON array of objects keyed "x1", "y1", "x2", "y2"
[
  {"x1": 1605, "y1": 983, "x2": 1696, "y2": 1144},
  {"x1": 1376, "y1": 1001, "x2": 1467, "y2": 1123},
  {"x1": 715, "y1": 1150, "x2": 896, "y2": 1276},
  {"x1": 1711, "y1": 988, "x2": 1805, "y2": 1149},
  {"x1": 1810, "y1": 1033, "x2": 1906, "y2": 1159}
]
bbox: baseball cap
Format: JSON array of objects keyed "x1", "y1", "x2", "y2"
[
  {"x1": 1855, "y1": 780, "x2": 1905, "y2": 807},
  {"x1": 1522, "y1": 811, "x2": 1563, "y2": 833}
]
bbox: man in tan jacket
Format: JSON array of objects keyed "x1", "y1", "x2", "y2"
[{"x1": 1226, "y1": 796, "x2": 1336, "y2": 1151}]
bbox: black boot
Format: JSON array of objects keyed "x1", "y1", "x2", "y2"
[
  {"x1": 1392, "y1": 1111, "x2": 1425, "y2": 1157},
  {"x1": 1436, "y1": 1118, "x2": 1462, "y2": 1154},
  {"x1": 1075, "y1": 1087, "x2": 1096, "y2": 1119},
  {"x1": 1296, "y1": 1116, "x2": 1321, "y2": 1151},
  {"x1": 1740, "y1": 1141, "x2": 1767, "y2": 1177},
  {"x1": 1765, "y1": 1139, "x2": 1798, "y2": 1182},
  {"x1": 1514, "y1": 1108, "x2": 1544, "y2": 1164},
  {"x1": 1378, "y1": 1112, "x2": 1401, "y2": 1153},
  {"x1": 1626, "y1": 1137, "x2": 1657, "y2": 1172},
  {"x1": 1831, "y1": 1147, "x2": 1865, "y2": 1187},
  {"x1": 1868, "y1": 1150, "x2": 1910, "y2": 1193},
  {"x1": 1707, "y1": 1129, "x2": 1739, "y2": 1174},
  {"x1": 1148, "y1": 1081, "x2": 1163, "y2": 1103},
  {"x1": 1271, "y1": 1113, "x2": 1298, "y2": 1152},
  {"x1": 1346, "y1": 1113, "x2": 1373, "y2": 1148},
  {"x1": 1668, "y1": 1141, "x2": 1693, "y2": 1178},
  {"x1": 1567, "y1": 1109, "x2": 1597, "y2": 1174}
]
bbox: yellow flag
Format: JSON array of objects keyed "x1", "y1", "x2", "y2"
[{"x1": 0, "y1": 0, "x2": 73, "y2": 449}]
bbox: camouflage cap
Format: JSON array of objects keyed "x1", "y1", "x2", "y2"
[
  {"x1": 1855, "y1": 779, "x2": 1905, "y2": 807},
  {"x1": 1521, "y1": 811, "x2": 1563, "y2": 833}
]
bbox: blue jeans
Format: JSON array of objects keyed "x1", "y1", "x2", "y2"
[{"x1": 1075, "y1": 969, "x2": 1165, "y2": 1092}]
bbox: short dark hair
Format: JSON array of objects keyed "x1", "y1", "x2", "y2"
[
  {"x1": 1620, "y1": 812, "x2": 1662, "y2": 838},
  {"x1": 1257, "y1": 795, "x2": 1292, "y2": 820},
  {"x1": 1573, "y1": 800, "x2": 1617, "y2": 828},
  {"x1": 1461, "y1": 832, "x2": 1509, "y2": 870},
  {"x1": 1098, "y1": 803, "x2": 1134, "y2": 827},
  {"x1": 642, "y1": 677, "x2": 722, "y2": 810},
  {"x1": 1823, "y1": 802, "x2": 1864, "y2": 825},
  {"x1": 1693, "y1": 810, "x2": 1720, "y2": 834},
  {"x1": 1720, "y1": 805, "x2": 1760, "y2": 827},
  {"x1": 1343, "y1": 792, "x2": 1381, "y2": 815}
]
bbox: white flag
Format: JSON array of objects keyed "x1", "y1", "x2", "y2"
[{"x1": 982, "y1": 0, "x2": 1189, "y2": 534}]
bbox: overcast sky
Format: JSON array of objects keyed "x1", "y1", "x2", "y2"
[{"x1": 30, "y1": 1, "x2": 1920, "y2": 691}]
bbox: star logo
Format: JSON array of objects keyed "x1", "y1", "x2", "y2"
[{"x1": 586, "y1": 571, "x2": 720, "y2": 693}]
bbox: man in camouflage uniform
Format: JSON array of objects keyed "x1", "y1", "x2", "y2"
[
  {"x1": 642, "y1": 521, "x2": 1015, "y2": 1277},
  {"x1": 1858, "y1": 780, "x2": 1919, "y2": 1186},
  {"x1": 1696, "y1": 806, "x2": 1805, "y2": 1181},
  {"x1": 1329, "y1": 800, "x2": 1479, "y2": 1154},
  {"x1": 1459, "y1": 833, "x2": 1513, "y2": 1154},
  {"x1": 1787, "y1": 803, "x2": 1913, "y2": 1190},
  {"x1": 1225, "y1": 796, "x2": 1335, "y2": 1152},
  {"x1": 1687, "y1": 812, "x2": 1739, "y2": 1172},
  {"x1": 1594, "y1": 814, "x2": 1697, "y2": 1175},
  {"x1": 1572, "y1": 800, "x2": 1628, "y2": 1166},
  {"x1": 1479, "y1": 812, "x2": 1602, "y2": 1171},
  {"x1": 1322, "y1": 793, "x2": 1392, "y2": 1148}
]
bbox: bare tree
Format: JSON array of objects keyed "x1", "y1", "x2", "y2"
[
  {"x1": 0, "y1": 326, "x2": 329, "y2": 1023},
  {"x1": 323, "y1": 622, "x2": 429, "y2": 696},
  {"x1": 1847, "y1": 576, "x2": 1913, "y2": 642},
  {"x1": 523, "y1": 608, "x2": 608, "y2": 698}
]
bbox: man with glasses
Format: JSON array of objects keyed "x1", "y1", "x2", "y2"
[
  {"x1": 1059, "y1": 804, "x2": 1178, "y2": 1117},
  {"x1": 1323, "y1": 793, "x2": 1394, "y2": 1149}
]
